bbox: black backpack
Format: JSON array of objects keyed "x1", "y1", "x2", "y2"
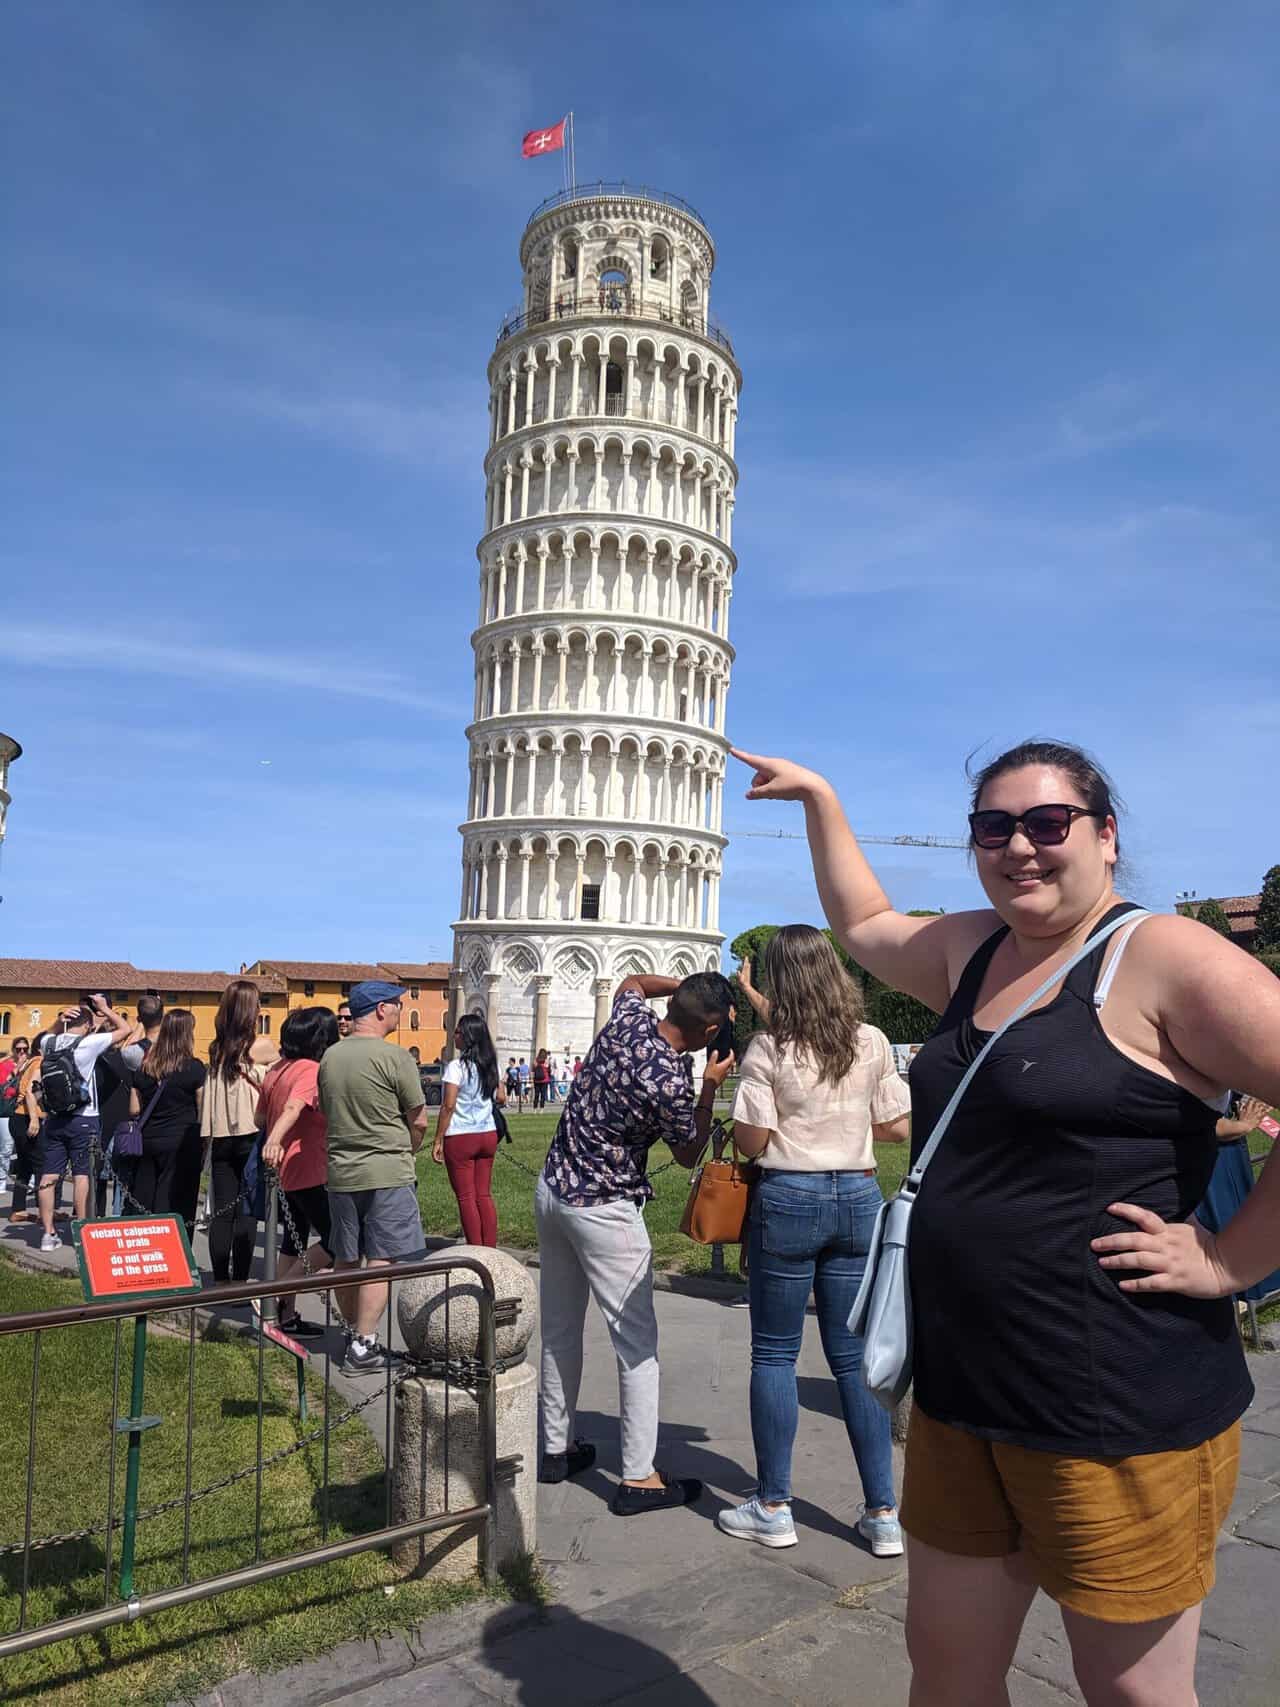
[{"x1": 40, "y1": 1038, "x2": 93, "y2": 1116}]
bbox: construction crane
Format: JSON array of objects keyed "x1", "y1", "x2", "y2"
[{"x1": 730, "y1": 828, "x2": 967, "y2": 850}]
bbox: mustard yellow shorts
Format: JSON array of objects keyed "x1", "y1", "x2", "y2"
[{"x1": 900, "y1": 1404, "x2": 1241, "y2": 1624}]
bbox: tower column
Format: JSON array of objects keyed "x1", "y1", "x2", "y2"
[
  {"x1": 593, "y1": 977, "x2": 612, "y2": 1037},
  {"x1": 533, "y1": 975, "x2": 553, "y2": 1054},
  {"x1": 484, "y1": 969, "x2": 503, "y2": 1033}
]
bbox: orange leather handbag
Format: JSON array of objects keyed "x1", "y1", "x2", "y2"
[{"x1": 679, "y1": 1124, "x2": 757, "y2": 1246}]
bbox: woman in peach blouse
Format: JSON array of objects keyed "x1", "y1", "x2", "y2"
[{"x1": 717, "y1": 925, "x2": 911, "y2": 1557}]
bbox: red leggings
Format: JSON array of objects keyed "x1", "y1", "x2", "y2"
[{"x1": 444, "y1": 1128, "x2": 499, "y2": 1247}]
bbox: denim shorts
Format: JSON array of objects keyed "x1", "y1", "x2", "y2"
[
  {"x1": 328, "y1": 1185, "x2": 426, "y2": 1264},
  {"x1": 40, "y1": 1114, "x2": 100, "y2": 1180}
]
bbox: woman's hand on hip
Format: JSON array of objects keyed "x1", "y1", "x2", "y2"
[{"x1": 1091, "y1": 1203, "x2": 1238, "y2": 1298}]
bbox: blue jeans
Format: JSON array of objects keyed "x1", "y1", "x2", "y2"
[{"x1": 748, "y1": 1169, "x2": 896, "y2": 1510}]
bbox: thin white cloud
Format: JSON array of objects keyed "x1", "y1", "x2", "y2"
[
  {"x1": 0, "y1": 623, "x2": 457, "y2": 714},
  {"x1": 203, "y1": 383, "x2": 477, "y2": 468}
]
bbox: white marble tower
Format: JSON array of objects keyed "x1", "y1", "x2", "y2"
[{"x1": 449, "y1": 183, "x2": 740, "y2": 1063}]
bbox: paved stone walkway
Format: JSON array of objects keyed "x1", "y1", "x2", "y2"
[{"x1": 195, "y1": 1281, "x2": 1280, "y2": 1707}]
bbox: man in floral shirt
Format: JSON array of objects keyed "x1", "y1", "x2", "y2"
[{"x1": 536, "y1": 970, "x2": 735, "y2": 1516}]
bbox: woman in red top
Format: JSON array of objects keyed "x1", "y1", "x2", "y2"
[{"x1": 258, "y1": 1006, "x2": 339, "y2": 1337}]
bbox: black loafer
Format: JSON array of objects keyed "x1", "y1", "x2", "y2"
[
  {"x1": 610, "y1": 1473, "x2": 703, "y2": 1516},
  {"x1": 539, "y1": 1440, "x2": 597, "y2": 1484}
]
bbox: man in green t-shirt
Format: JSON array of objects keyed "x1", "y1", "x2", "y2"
[{"x1": 318, "y1": 980, "x2": 428, "y2": 1374}]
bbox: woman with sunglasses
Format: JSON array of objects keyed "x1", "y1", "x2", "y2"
[{"x1": 732, "y1": 738, "x2": 1280, "y2": 1707}]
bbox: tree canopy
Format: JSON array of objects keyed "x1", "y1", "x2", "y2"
[
  {"x1": 1255, "y1": 866, "x2": 1280, "y2": 954},
  {"x1": 726, "y1": 920, "x2": 939, "y2": 1046}
]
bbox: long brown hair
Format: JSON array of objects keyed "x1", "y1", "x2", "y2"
[
  {"x1": 762, "y1": 925, "x2": 865, "y2": 1087},
  {"x1": 209, "y1": 978, "x2": 260, "y2": 1083},
  {"x1": 145, "y1": 1009, "x2": 196, "y2": 1080}
]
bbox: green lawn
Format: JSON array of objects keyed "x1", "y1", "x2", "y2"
[
  {"x1": 0, "y1": 1256, "x2": 505, "y2": 1707},
  {"x1": 416, "y1": 1109, "x2": 912, "y2": 1274}
]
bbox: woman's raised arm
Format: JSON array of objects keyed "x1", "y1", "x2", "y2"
[{"x1": 732, "y1": 749, "x2": 980, "y2": 1014}]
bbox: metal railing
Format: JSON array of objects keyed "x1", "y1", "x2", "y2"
[
  {"x1": 0, "y1": 1256, "x2": 501, "y2": 1659},
  {"x1": 526, "y1": 181, "x2": 710, "y2": 229},
  {"x1": 495, "y1": 296, "x2": 734, "y2": 357}
]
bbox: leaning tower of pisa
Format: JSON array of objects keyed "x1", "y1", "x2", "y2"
[{"x1": 448, "y1": 183, "x2": 740, "y2": 1063}]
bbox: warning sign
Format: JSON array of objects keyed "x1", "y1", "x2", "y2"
[{"x1": 73, "y1": 1216, "x2": 202, "y2": 1303}]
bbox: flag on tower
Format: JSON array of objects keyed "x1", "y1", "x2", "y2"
[{"x1": 522, "y1": 119, "x2": 566, "y2": 159}]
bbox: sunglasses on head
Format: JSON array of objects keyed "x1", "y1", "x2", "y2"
[{"x1": 968, "y1": 804, "x2": 1104, "y2": 850}]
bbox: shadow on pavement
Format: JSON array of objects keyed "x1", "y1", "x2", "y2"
[
  {"x1": 479, "y1": 1604, "x2": 717, "y2": 1705},
  {"x1": 562, "y1": 1408, "x2": 874, "y2": 1552}
]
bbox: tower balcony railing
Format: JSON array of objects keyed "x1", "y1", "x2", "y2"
[
  {"x1": 526, "y1": 181, "x2": 710, "y2": 229},
  {"x1": 495, "y1": 293, "x2": 734, "y2": 357}
]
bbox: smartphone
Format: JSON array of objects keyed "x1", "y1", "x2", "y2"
[{"x1": 709, "y1": 1016, "x2": 735, "y2": 1066}]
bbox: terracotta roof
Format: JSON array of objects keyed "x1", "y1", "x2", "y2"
[
  {"x1": 252, "y1": 959, "x2": 449, "y2": 984},
  {"x1": 134, "y1": 968, "x2": 288, "y2": 995},
  {"x1": 0, "y1": 960, "x2": 139, "y2": 990},
  {"x1": 0, "y1": 960, "x2": 285, "y2": 995},
  {"x1": 251, "y1": 961, "x2": 390, "y2": 982}
]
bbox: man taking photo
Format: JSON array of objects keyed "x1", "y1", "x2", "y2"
[
  {"x1": 535, "y1": 970, "x2": 735, "y2": 1515},
  {"x1": 36, "y1": 995, "x2": 133, "y2": 1250},
  {"x1": 319, "y1": 980, "x2": 428, "y2": 1374}
]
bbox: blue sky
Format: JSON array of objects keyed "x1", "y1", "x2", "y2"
[{"x1": 2, "y1": 1, "x2": 1276, "y2": 970}]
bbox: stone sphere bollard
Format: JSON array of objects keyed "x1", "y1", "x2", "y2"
[{"x1": 391, "y1": 1246, "x2": 538, "y2": 1583}]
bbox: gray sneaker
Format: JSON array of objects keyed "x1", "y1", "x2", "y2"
[
  {"x1": 341, "y1": 1336, "x2": 402, "y2": 1376},
  {"x1": 716, "y1": 1496, "x2": 798, "y2": 1549},
  {"x1": 857, "y1": 1506, "x2": 904, "y2": 1557}
]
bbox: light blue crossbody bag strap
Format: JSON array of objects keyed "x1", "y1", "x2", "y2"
[{"x1": 850, "y1": 906, "x2": 1150, "y2": 1412}]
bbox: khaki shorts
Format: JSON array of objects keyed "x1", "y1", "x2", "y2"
[{"x1": 900, "y1": 1403, "x2": 1240, "y2": 1624}]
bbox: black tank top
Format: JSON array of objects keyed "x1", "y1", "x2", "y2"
[{"x1": 907, "y1": 902, "x2": 1253, "y2": 1455}]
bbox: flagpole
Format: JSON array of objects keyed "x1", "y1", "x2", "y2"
[{"x1": 567, "y1": 111, "x2": 576, "y2": 192}]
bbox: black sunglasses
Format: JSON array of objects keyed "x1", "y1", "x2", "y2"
[{"x1": 968, "y1": 804, "x2": 1104, "y2": 850}]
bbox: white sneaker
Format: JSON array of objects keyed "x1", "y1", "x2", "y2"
[
  {"x1": 857, "y1": 1506, "x2": 904, "y2": 1557},
  {"x1": 716, "y1": 1496, "x2": 798, "y2": 1549},
  {"x1": 40, "y1": 1231, "x2": 62, "y2": 1253}
]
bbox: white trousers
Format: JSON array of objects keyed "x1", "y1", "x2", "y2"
[{"x1": 535, "y1": 1175, "x2": 660, "y2": 1482}]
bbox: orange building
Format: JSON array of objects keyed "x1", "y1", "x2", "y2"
[{"x1": 243, "y1": 961, "x2": 450, "y2": 1060}]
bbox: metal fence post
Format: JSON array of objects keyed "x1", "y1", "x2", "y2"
[
  {"x1": 478, "y1": 1290, "x2": 499, "y2": 1590},
  {"x1": 262, "y1": 1175, "x2": 278, "y2": 1326},
  {"x1": 118, "y1": 1314, "x2": 150, "y2": 1599}
]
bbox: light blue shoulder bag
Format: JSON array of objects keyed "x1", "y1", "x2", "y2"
[{"x1": 849, "y1": 908, "x2": 1150, "y2": 1411}]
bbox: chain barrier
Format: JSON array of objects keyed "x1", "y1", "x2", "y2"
[{"x1": 0, "y1": 1326, "x2": 511, "y2": 1559}]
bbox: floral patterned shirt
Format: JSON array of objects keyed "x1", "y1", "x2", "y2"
[{"x1": 542, "y1": 989, "x2": 696, "y2": 1206}]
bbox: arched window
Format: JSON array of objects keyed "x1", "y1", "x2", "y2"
[
  {"x1": 650, "y1": 239, "x2": 669, "y2": 280},
  {"x1": 258, "y1": 1014, "x2": 271, "y2": 1036},
  {"x1": 0, "y1": 1011, "x2": 10, "y2": 1036},
  {"x1": 410, "y1": 1009, "x2": 421, "y2": 1032}
]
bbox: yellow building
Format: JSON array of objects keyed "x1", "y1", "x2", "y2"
[
  {"x1": 0, "y1": 960, "x2": 286, "y2": 1061},
  {"x1": 243, "y1": 961, "x2": 450, "y2": 1061},
  {"x1": 0, "y1": 958, "x2": 449, "y2": 1065}
]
